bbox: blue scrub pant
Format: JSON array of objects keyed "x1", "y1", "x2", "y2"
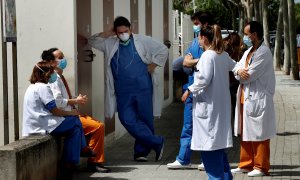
[
  {"x1": 200, "y1": 149, "x2": 233, "y2": 180},
  {"x1": 176, "y1": 95, "x2": 193, "y2": 165},
  {"x1": 51, "y1": 116, "x2": 87, "y2": 164},
  {"x1": 116, "y1": 91, "x2": 164, "y2": 158}
]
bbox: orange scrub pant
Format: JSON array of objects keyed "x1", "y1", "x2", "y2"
[
  {"x1": 238, "y1": 105, "x2": 270, "y2": 175},
  {"x1": 80, "y1": 115, "x2": 105, "y2": 164}
]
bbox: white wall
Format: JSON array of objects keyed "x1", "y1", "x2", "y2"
[
  {"x1": 151, "y1": 0, "x2": 165, "y2": 113},
  {"x1": 16, "y1": 0, "x2": 76, "y2": 137},
  {"x1": 164, "y1": 0, "x2": 174, "y2": 107},
  {"x1": 114, "y1": 0, "x2": 130, "y2": 19},
  {"x1": 138, "y1": 0, "x2": 146, "y2": 35}
]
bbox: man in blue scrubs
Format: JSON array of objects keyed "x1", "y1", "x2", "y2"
[
  {"x1": 87, "y1": 16, "x2": 168, "y2": 162},
  {"x1": 167, "y1": 12, "x2": 213, "y2": 169}
]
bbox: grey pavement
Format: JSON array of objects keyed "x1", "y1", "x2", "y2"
[{"x1": 74, "y1": 71, "x2": 300, "y2": 180}]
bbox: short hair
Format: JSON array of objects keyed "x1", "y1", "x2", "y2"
[
  {"x1": 248, "y1": 21, "x2": 263, "y2": 40},
  {"x1": 113, "y1": 16, "x2": 131, "y2": 32},
  {"x1": 29, "y1": 61, "x2": 54, "y2": 84},
  {"x1": 41, "y1": 47, "x2": 58, "y2": 62},
  {"x1": 191, "y1": 12, "x2": 213, "y2": 25}
]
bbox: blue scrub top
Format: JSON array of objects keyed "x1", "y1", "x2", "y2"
[
  {"x1": 111, "y1": 36, "x2": 152, "y2": 95},
  {"x1": 183, "y1": 37, "x2": 204, "y2": 91}
]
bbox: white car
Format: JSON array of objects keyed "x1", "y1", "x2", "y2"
[{"x1": 221, "y1": 30, "x2": 234, "y2": 38}]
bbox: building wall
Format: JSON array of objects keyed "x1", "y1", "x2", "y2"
[
  {"x1": 4, "y1": 0, "x2": 173, "y2": 144},
  {"x1": 15, "y1": 0, "x2": 76, "y2": 138}
]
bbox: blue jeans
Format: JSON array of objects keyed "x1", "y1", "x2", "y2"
[
  {"x1": 51, "y1": 116, "x2": 86, "y2": 164},
  {"x1": 201, "y1": 149, "x2": 233, "y2": 180},
  {"x1": 116, "y1": 91, "x2": 164, "y2": 158},
  {"x1": 176, "y1": 95, "x2": 193, "y2": 165}
]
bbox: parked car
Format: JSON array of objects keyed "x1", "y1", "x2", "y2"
[{"x1": 221, "y1": 29, "x2": 234, "y2": 38}]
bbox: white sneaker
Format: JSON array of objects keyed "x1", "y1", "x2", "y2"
[
  {"x1": 247, "y1": 169, "x2": 265, "y2": 177},
  {"x1": 231, "y1": 167, "x2": 251, "y2": 174},
  {"x1": 198, "y1": 163, "x2": 205, "y2": 171},
  {"x1": 167, "y1": 160, "x2": 192, "y2": 169}
]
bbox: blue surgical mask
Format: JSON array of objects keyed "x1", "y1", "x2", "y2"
[
  {"x1": 48, "y1": 72, "x2": 58, "y2": 83},
  {"x1": 243, "y1": 35, "x2": 253, "y2": 47},
  {"x1": 193, "y1": 25, "x2": 201, "y2": 33},
  {"x1": 58, "y1": 58, "x2": 67, "y2": 70}
]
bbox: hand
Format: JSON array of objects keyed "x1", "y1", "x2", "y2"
[
  {"x1": 183, "y1": 53, "x2": 198, "y2": 68},
  {"x1": 181, "y1": 90, "x2": 190, "y2": 103},
  {"x1": 76, "y1": 94, "x2": 88, "y2": 104},
  {"x1": 147, "y1": 63, "x2": 158, "y2": 74},
  {"x1": 238, "y1": 68, "x2": 250, "y2": 80}
]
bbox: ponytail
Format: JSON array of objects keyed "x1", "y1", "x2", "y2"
[
  {"x1": 211, "y1": 25, "x2": 224, "y2": 54},
  {"x1": 200, "y1": 24, "x2": 224, "y2": 54}
]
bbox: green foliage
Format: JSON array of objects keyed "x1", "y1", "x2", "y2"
[
  {"x1": 295, "y1": 3, "x2": 300, "y2": 33},
  {"x1": 268, "y1": 0, "x2": 280, "y2": 31},
  {"x1": 173, "y1": 0, "x2": 235, "y2": 30}
]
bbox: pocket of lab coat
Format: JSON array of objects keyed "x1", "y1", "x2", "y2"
[
  {"x1": 245, "y1": 96, "x2": 266, "y2": 117},
  {"x1": 195, "y1": 102, "x2": 208, "y2": 118}
]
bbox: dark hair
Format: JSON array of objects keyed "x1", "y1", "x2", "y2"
[
  {"x1": 29, "y1": 61, "x2": 54, "y2": 84},
  {"x1": 248, "y1": 21, "x2": 263, "y2": 40},
  {"x1": 223, "y1": 32, "x2": 242, "y2": 61},
  {"x1": 41, "y1": 47, "x2": 58, "y2": 62},
  {"x1": 113, "y1": 16, "x2": 131, "y2": 32},
  {"x1": 200, "y1": 24, "x2": 223, "y2": 53},
  {"x1": 191, "y1": 12, "x2": 213, "y2": 25}
]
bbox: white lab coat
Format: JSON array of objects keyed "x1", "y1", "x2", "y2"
[
  {"x1": 232, "y1": 43, "x2": 276, "y2": 141},
  {"x1": 188, "y1": 50, "x2": 236, "y2": 151},
  {"x1": 88, "y1": 33, "x2": 168, "y2": 118},
  {"x1": 22, "y1": 83, "x2": 64, "y2": 137},
  {"x1": 49, "y1": 74, "x2": 72, "y2": 111}
]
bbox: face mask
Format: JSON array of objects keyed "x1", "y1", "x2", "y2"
[
  {"x1": 193, "y1": 25, "x2": 201, "y2": 33},
  {"x1": 58, "y1": 58, "x2": 67, "y2": 70},
  {"x1": 48, "y1": 72, "x2": 58, "y2": 83},
  {"x1": 119, "y1": 33, "x2": 130, "y2": 44},
  {"x1": 243, "y1": 35, "x2": 253, "y2": 47}
]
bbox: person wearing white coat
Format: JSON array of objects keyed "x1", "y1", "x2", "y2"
[
  {"x1": 86, "y1": 16, "x2": 168, "y2": 161},
  {"x1": 231, "y1": 21, "x2": 276, "y2": 177},
  {"x1": 182, "y1": 25, "x2": 236, "y2": 180}
]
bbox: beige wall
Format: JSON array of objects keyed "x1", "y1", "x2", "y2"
[{"x1": 16, "y1": 0, "x2": 76, "y2": 138}]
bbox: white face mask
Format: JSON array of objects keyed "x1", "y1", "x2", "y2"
[{"x1": 119, "y1": 33, "x2": 130, "y2": 42}]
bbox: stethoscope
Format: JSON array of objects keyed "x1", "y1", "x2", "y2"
[{"x1": 115, "y1": 38, "x2": 135, "y2": 77}]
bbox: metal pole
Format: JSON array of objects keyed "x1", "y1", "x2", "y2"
[
  {"x1": 0, "y1": 0, "x2": 9, "y2": 145},
  {"x1": 12, "y1": 42, "x2": 19, "y2": 141}
]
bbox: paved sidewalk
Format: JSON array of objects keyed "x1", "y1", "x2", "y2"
[{"x1": 74, "y1": 72, "x2": 300, "y2": 180}]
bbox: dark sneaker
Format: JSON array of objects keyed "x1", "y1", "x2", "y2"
[
  {"x1": 155, "y1": 139, "x2": 164, "y2": 161},
  {"x1": 87, "y1": 163, "x2": 111, "y2": 173},
  {"x1": 80, "y1": 147, "x2": 96, "y2": 157}
]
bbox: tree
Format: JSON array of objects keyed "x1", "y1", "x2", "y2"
[
  {"x1": 274, "y1": 0, "x2": 283, "y2": 70},
  {"x1": 288, "y1": 0, "x2": 300, "y2": 79},
  {"x1": 283, "y1": 0, "x2": 291, "y2": 75},
  {"x1": 262, "y1": 0, "x2": 270, "y2": 47}
]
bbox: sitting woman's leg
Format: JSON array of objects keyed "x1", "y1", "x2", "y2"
[{"x1": 51, "y1": 115, "x2": 86, "y2": 164}]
